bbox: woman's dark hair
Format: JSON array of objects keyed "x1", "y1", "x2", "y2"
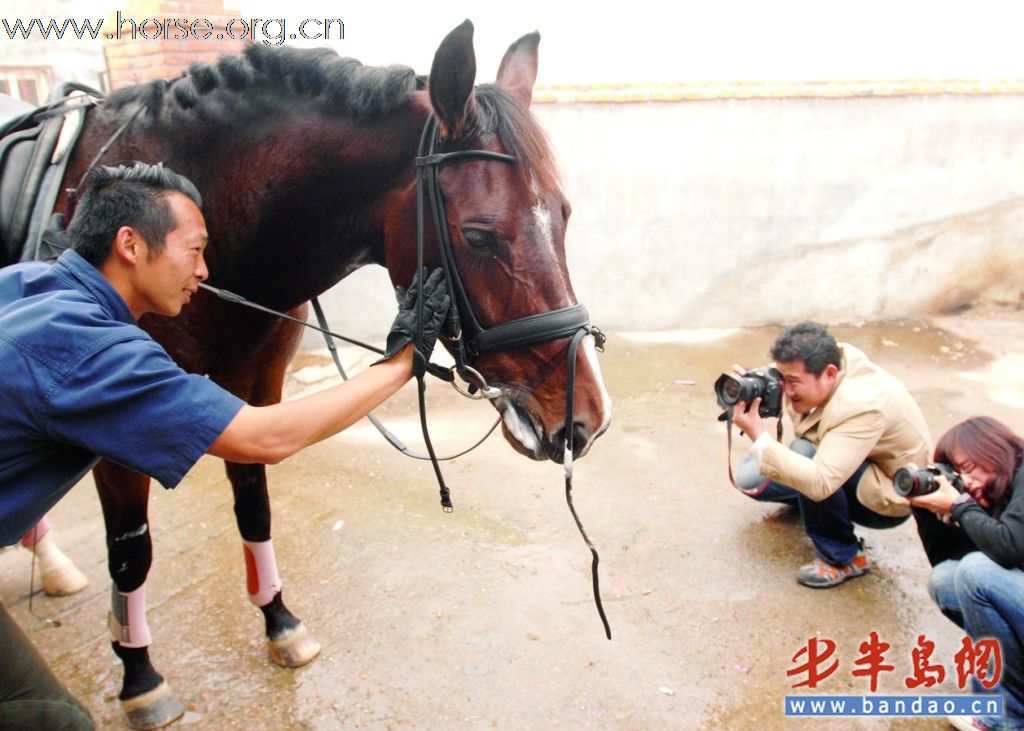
[
  {"x1": 935, "y1": 416, "x2": 1024, "y2": 506},
  {"x1": 770, "y1": 321, "x2": 842, "y2": 376},
  {"x1": 68, "y1": 161, "x2": 202, "y2": 266}
]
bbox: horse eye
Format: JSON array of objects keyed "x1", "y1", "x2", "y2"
[{"x1": 462, "y1": 228, "x2": 497, "y2": 251}]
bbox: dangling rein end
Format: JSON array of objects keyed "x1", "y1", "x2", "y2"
[{"x1": 564, "y1": 442, "x2": 611, "y2": 640}]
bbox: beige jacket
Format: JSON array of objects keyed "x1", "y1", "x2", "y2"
[{"x1": 759, "y1": 343, "x2": 931, "y2": 517}]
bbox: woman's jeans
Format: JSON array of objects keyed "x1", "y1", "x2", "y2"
[
  {"x1": 735, "y1": 438, "x2": 907, "y2": 566},
  {"x1": 0, "y1": 601, "x2": 93, "y2": 730},
  {"x1": 929, "y1": 554, "x2": 1024, "y2": 730}
]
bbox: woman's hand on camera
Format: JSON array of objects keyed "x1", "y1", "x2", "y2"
[
  {"x1": 731, "y1": 397, "x2": 764, "y2": 441},
  {"x1": 907, "y1": 475, "x2": 960, "y2": 516}
]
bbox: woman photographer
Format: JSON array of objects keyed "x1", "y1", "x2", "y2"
[{"x1": 909, "y1": 416, "x2": 1024, "y2": 731}]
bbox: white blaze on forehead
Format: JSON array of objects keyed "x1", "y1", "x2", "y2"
[
  {"x1": 529, "y1": 177, "x2": 571, "y2": 294},
  {"x1": 529, "y1": 175, "x2": 557, "y2": 259},
  {"x1": 532, "y1": 199, "x2": 555, "y2": 255}
]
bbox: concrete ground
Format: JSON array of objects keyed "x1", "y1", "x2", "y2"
[{"x1": 2, "y1": 309, "x2": 1022, "y2": 730}]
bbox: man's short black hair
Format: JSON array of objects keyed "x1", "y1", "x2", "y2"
[
  {"x1": 67, "y1": 162, "x2": 202, "y2": 266},
  {"x1": 770, "y1": 321, "x2": 841, "y2": 376}
]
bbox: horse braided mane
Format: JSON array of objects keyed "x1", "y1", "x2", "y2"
[
  {"x1": 107, "y1": 44, "x2": 420, "y2": 125},
  {"x1": 106, "y1": 46, "x2": 558, "y2": 190}
]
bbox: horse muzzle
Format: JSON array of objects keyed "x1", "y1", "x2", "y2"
[
  {"x1": 494, "y1": 391, "x2": 610, "y2": 465},
  {"x1": 495, "y1": 395, "x2": 547, "y2": 460}
]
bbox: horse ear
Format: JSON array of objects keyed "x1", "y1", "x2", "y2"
[
  {"x1": 496, "y1": 31, "x2": 539, "y2": 107},
  {"x1": 429, "y1": 20, "x2": 477, "y2": 139}
]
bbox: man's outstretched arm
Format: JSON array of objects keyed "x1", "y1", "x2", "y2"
[{"x1": 208, "y1": 344, "x2": 414, "y2": 465}]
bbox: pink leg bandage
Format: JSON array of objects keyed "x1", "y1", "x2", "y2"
[
  {"x1": 20, "y1": 516, "x2": 52, "y2": 548},
  {"x1": 243, "y1": 539, "x2": 282, "y2": 607},
  {"x1": 108, "y1": 584, "x2": 152, "y2": 648}
]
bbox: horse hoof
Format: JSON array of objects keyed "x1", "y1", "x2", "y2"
[
  {"x1": 41, "y1": 563, "x2": 89, "y2": 596},
  {"x1": 122, "y1": 681, "x2": 185, "y2": 730},
  {"x1": 268, "y1": 623, "x2": 321, "y2": 668}
]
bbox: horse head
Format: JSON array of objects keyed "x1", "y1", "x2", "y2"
[{"x1": 385, "y1": 21, "x2": 611, "y2": 464}]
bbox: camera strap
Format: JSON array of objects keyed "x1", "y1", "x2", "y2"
[{"x1": 723, "y1": 408, "x2": 783, "y2": 496}]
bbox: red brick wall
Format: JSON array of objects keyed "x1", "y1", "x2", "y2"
[{"x1": 102, "y1": 0, "x2": 248, "y2": 89}]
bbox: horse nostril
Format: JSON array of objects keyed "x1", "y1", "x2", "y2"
[{"x1": 553, "y1": 421, "x2": 591, "y2": 459}]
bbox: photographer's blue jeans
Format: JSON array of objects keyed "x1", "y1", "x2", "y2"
[
  {"x1": 929, "y1": 554, "x2": 1024, "y2": 730},
  {"x1": 734, "y1": 438, "x2": 907, "y2": 566}
]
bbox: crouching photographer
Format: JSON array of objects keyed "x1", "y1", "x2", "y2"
[
  {"x1": 907, "y1": 416, "x2": 1024, "y2": 731},
  {"x1": 722, "y1": 321, "x2": 931, "y2": 588}
]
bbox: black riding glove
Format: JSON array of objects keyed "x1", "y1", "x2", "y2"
[{"x1": 379, "y1": 268, "x2": 451, "y2": 374}]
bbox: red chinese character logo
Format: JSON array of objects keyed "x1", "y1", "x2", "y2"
[
  {"x1": 788, "y1": 637, "x2": 839, "y2": 689},
  {"x1": 852, "y1": 631, "x2": 894, "y2": 691},
  {"x1": 954, "y1": 637, "x2": 1003, "y2": 690},
  {"x1": 905, "y1": 634, "x2": 946, "y2": 689}
]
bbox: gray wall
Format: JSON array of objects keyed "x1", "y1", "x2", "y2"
[{"x1": 308, "y1": 93, "x2": 1024, "y2": 345}]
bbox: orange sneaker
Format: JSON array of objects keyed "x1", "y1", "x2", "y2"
[{"x1": 796, "y1": 551, "x2": 870, "y2": 588}]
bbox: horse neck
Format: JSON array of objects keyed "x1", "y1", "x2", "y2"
[{"x1": 197, "y1": 103, "x2": 430, "y2": 309}]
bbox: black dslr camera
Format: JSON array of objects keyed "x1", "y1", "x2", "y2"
[
  {"x1": 714, "y1": 365, "x2": 784, "y2": 420},
  {"x1": 892, "y1": 463, "x2": 965, "y2": 498}
]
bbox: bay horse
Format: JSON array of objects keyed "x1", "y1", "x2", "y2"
[{"x1": 51, "y1": 20, "x2": 610, "y2": 728}]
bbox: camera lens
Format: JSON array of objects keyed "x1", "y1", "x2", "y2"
[
  {"x1": 893, "y1": 468, "x2": 940, "y2": 498},
  {"x1": 721, "y1": 378, "x2": 742, "y2": 403},
  {"x1": 893, "y1": 468, "x2": 917, "y2": 497}
]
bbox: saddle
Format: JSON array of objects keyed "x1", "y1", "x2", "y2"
[{"x1": 0, "y1": 83, "x2": 102, "y2": 265}]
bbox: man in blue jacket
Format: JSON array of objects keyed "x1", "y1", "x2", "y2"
[{"x1": 0, "y1": 162, "x2": 449, "y2": 729}]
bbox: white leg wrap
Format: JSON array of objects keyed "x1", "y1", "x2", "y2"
[
  {"x1": 243, "y1": 539, "x2": 282, "y2": 607},
  {"x1": 108, "y1": 584, "x2": 152, "y2": 648}
]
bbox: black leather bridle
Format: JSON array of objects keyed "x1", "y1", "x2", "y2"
[
  {"x1": 413, "y1": 113, "x2": 611, "y2": 639},
  {"x1": 411, "y1": 112, "x2": 605, "y2": 495}
]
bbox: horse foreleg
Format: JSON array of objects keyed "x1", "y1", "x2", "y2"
[
  {"x1": 94, "y1": 460, "x2": 185, "y2": 730},
  {"x1": 20, "y1": 515, "x2": 89, "y2": 596},
  {"x1": 227, "y1": 461, "x2": 321, "y2": 668}
]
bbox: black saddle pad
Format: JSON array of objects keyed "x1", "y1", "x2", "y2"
[
  {"x1": 0, "y1": 84, "x2": 101, "y2": 266},
  {"x1": 0, "y1": 102, "x2": 63, "y2": 264}
]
